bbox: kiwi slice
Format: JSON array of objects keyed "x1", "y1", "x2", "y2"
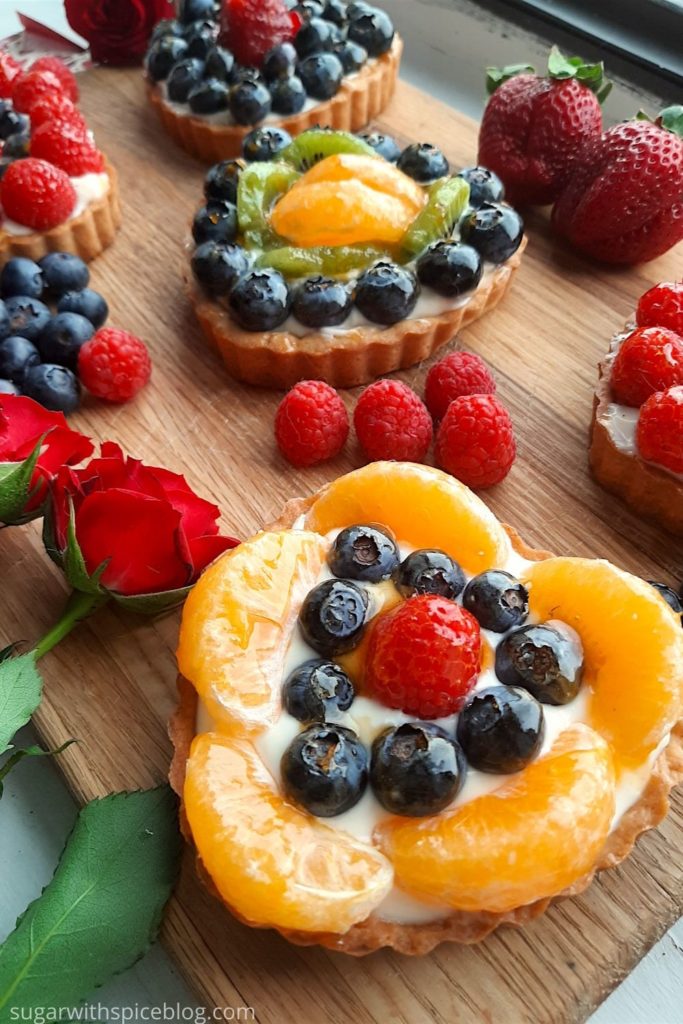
[
  {"x1": 237, "y1": 162, "x2": 301, "y2": 248},
  {"x1": 256, "y1": 244, "x2": 385, "y2": 278},
  {"x1": 401, "y1": 176, "x2": 471, "y2": 259},
  {"x1": 278, "y1": 128, "x2": 376, "y2": 171}
]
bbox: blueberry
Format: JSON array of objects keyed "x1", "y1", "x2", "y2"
[
  {"x1": 204, "y1": 159, "x2": 242, "y2": 203},
  {"x1": 334, "y1": 40, "x2": 368, "y2": 74},
  {"x1": 204, "y1": 46, "x2": 235, "y2": 82},
  {"x1": 166, "y1": 57, "x2": 205, "y2": 102},
  {"x1": 354, "y1": 261, "x2": 419, "y2": 325},
  {"x1": 347, "y1": 7, "x2": 394, "y2": 56},
  {"x1": 648, "y1": 581, "x2": 683, "y2": 621},
  {"x1": 295, "y1": 17, "x2": 335, "y2": 57},
  {"x1": 395, "y1": 549, "x2": 466, "y2": 600},
  {"x1": 270, "y1": 75, "x2": 307, "y2": 115},
  {"x1": 299, "y1": 579, "x2": 368, "y2": 657},
  {"x1": 457, "y1": 685, "x2": 544, "y2": 773},
  {"x1": 358, "y1": 130, "x2": 399, "y2": 162},
  {"x1": 281, "y1": 723, "x2": 367, "y2": 817},
  {"x1": 291, "y1": 275, "x2": 352, "y2": 328},
  {"x1": 495, "y1": 624, "x2": 584, "y2": 705},
  {"x1": 283, "y1": 659, "x2": 354, "y2": 722},
  {"x1": 3, "y1": 296, "x2": 51, "y2": 342},
  {"x1": 263, "y1": 43, "x2": 298, "y2": 80},
  {"x1": 242, "y1": 126, "x2": 292, "y2": 162},
  {"x1": 328, "y1": 524, "x2": 399, "y2": 583},
  {"x1": 57, "y1": 289, "x2": 109, "y2": 329},
  {"x1": 231, "y1": 65, "x2": 264, "y2": 84},
  {"x1": 22, "y1": 363, "x2": 80, "y2": 414},
  {"x1": 460, "y1": 202, "x2": 524, "y2": 263},
  {"x1": 0, "y1": 104, "x2": 28, "y2": 142},
  {"x1": 323, "y1": 0, "x2": 348, "y2": 26},
  {"x1": 0, "y1": 379, "x2": 19, "y2": 395},
  {"x1": 188, "y1": 77, "x2": 229, "y2": 114},
  {"x1": 347, "y1": 1, "x2": 373, "y2": 17},
  {"x1": 150, "y1": 18, "x2": 184, "y2": 43},
  {"x1": 228, "y1": 79, "x2": 271, "y2": 124},
  {"x1": 3, "y1": 132, "x2": 30, "y2": 160},
  {"x1": 457, "y1": 166, "x2": 505, "y2": 208},
  {"x1": 298, "y1": 53, "x2": 344, "y2": 100},
  {"x1": 0, "y1": 258, "x2": 43, "y2": 299},
  {"x1": 177, "y1": 0, "x2": 215, "y2": 23},
  {"x1": 228, "y1": 268, "x2": 290, "y2": 330},
  {"x1": 39, "y1": 252, "x2": 89, "y2": 296},
  {"x1": 145, "y1": 36, "x2": 189, "y2": 81},
  {"x1": 371, "y1": 723, "x2": 465, "y2": 816},
  {"x1": 462, "y1": 570, "x2": 528, "y2": 633},
  {"x1": 0, "y1": 336, "x2": 40, "y2": 383},
  {"x1": 0, "y1": 299, "x2": 9, "y2": 340},
  {"x1": 417, "y1": 241, "x2": 482, "y2": 297},
  {"x1": 294, "y1": 0, "x2": 325, "y2": 18},
  {"x1": 192, "y1": 200, "x2": 238, "y2": 244},
  {"x1": 184, "y1": 20, "x2": 218, "y2": 60},
  {"x1": 38, "y1": 312, "x2": 94, "y2": 370},
  {"x1": 191, "y1": 240, "x2": 249, "y2": 295},
  {"x1": 397, "y1": 143, "x2": 449, "y2": 183}
]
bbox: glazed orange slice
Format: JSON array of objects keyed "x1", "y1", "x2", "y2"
[
  {"x1": 303, "y1": 462, "x2": 510, "y2": 576},
  {"x1": 376, "y1": 723, "x2": 615, "y2": 913},
  {"x1": 177, "y1": 530, "x2": 327, "y2": 734},
  {"x1": 524, "y1": 557, "x2": 683, "y2": 769},
  {"x1": 185, "y1": 732, "x2": 393, "y2": 933}
]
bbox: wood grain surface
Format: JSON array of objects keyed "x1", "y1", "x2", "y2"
[{"x1": 2, "y1": 67, "x2": 682, "y2": 1024}]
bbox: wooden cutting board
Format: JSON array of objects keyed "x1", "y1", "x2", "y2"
[{"x1": 2, "y1": 66, "x2": 682, "y2": 1024}]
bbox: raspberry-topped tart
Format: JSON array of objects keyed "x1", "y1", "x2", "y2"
[
  {"x1": 187, "y1": 128, "x2": 526, "y2": 387},
  {"x1": 0, "y1": 53, "x2": 120, "y2": 264},
  {"x1": 172, "y1": 463, "x2": 683, "y2": 954},
  {"x1": 145, "y1": 0, "x2": 402, "y2": 162},
  {"x1": 590, "y1": 280, "x2": 683, "y2": 535}
]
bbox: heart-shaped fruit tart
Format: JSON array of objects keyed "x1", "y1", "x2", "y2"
[
  {"x1": 187, "y1": 127, "x2": 526, "y2": 387},
  {"x1": 172, "y1": 462, "x2": 683, "y2": 954}
]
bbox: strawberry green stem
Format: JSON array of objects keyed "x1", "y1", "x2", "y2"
[{"x1": 34, "y1": 590, "x2": 109, "y2": 661}]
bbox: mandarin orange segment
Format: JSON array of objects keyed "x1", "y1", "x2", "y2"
[
  {"x1": 303, "y1": 462, "x2": 510, "y2": 576},
  {"x1": 524, "y1": 558, "x2": 683, "y2": 768},
  {"x1": 177, "y1": 530, "x2": 328, "y2": 734},
  {"x1": 289, "y1": 154, "x2": 426, "y2": 209},
  {"x1": 376, "y1": 724, "x2": 615, "y2": 913},
  {"x1": 185, "y1": 732, "x2": 393, "y2": 933}
]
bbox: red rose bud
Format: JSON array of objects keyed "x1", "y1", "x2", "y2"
[
  {"x1": 65, "y1": 0, "x2": 175, "y2": 65},
  {"x1": 45, "y1": 442, "x2": 239, "y2": 610},
  {"x1": 0, "y1": 395, "x2": 93, "y2": 525}
]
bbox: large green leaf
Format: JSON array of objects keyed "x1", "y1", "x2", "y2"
[
  {"x1": 0, "y1": 788, "x2": 181, "y2": 1014},
  {"x1": 0, "y1": 653, "x2": 43, "y2": 756}
]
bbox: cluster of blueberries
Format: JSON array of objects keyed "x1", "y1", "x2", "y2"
[
  {"x1": 191, "y1": 126, "x2": 524, "y2": 332},
  {"x1": 279, "y1": 524, "x2": 584, "y2": 819},
  {"x1": 146, "y1": 0, "x2": 394, "y2": 123},
  {"x1": 0, "y1": 254, "x2": 108, "y2": 413},
  {"x1": 0, "y1": 99, "x2": 31, "y2": 179}
]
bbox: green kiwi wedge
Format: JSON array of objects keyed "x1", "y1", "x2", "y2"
[
  {"x1": 278, "y1": 129, "x2": 376, "y2": 171},
  {"x1": 237, "y1": 162, "x2": 300, "y2": 248},
  {"x1": 401, "y1": 176, "x2": 471, "y2": 259},
  {"x1": 255, "y1": 244, "x2": 385, "y2": 278}
]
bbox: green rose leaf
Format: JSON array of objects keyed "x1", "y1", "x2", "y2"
[
  {"x1": 112, "y1": 584, "x2": 194, "y2": 616},
  {"x1": 0, "y1": 652, "x2": 43, "y2": 756},
  {"x1": 0, "y1": 787, "x2": 181, "y2": 1013},
  {"x1": 0, "y1": 741, "x2": 74, "y2": 797},
  {"x1": 486, "y1": 62, "x2": 535, "y2": 95},
  {"x1": 0, "y1": 439, "x2": 45, "y2": 526}
]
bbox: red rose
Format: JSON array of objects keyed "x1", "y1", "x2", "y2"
[
  {"x1": 47, "y1": 441, "x2": 238, "y2": 600},
  {"x1": 64, "y1": 0, "x2": 175, "y2": 65},
  {"x1": 0, "y1": 395, "x2": 93, "y2": 524}
]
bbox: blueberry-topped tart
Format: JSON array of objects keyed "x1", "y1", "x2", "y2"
[
  {"x1": 186, "y1": 127, "x2": 527, "y2": 387},
  {"x1": 145, "y1": 0, "x2": 402, "y2": 162},
  {"x1": 171, "y1": 462, "x2": 683, "y2": 954}
]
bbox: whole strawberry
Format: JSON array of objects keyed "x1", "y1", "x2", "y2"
[
  {"x1": 478, "y1": 47, "x2": 609, "y2": 207},
  {"x1": 220, "y1": 0, "x2": 301, "y2": 68},
  {"x1": 552, "y1": 107, "x2": 683, "y2": 264}
]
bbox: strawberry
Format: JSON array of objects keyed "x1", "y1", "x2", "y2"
[
  {"x1": 552, "y1": 107, "x2": 683, "y2": 264},
  {"x1": 219, "y1": 0, "x2": 301, "y2": 69},
  {"x1": 478, "y1": 46, "x2": 609, "y2": 207}
]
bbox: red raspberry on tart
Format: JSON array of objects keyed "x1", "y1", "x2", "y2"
[
  {"x1": 29, "y1": 56, "x2": 79, "y2": 103},
  {"x1": 0, "y1": 52, "x2": 20, "y2": 98},
  {"x1": 636, "y1": 281, "x2": 683, "y2": 334},
  {"x1": 1, "y1": 159, "x2": 76, "y2": 232},
  {"x1": 11, "y1": 69, "x2": 63, "y2": 114},
  {"x1": 31, "y1": 121, "x2": 105, "y2": 176}
]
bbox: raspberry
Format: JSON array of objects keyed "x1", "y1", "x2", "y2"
[
  {"x1": 31, "y1": 121, "x2": 104, "y2": 176},
  {"x1": 11, "y1": 69, "x2": 62, "y2": 113},
  {"x1": 0, "y1": 52, "x2": 21, "y2": 99},
  {"x1": 30, "y1": 57, "x2": 79, "y2": 103},
  {"x1": 636, "y1": 386, "x2": 683, "y2": 475},
  {"x1": 220, "y1": 0, "x2": 301, "y2": 68},
  {"x1": 610, "y1": 327, "x2": 683, "y2": 407},
  {"x1": 27, "y1": 93, "x2": 86, "y2": 132},
  {"x1": 354, "y1": 379, "x2": 433, "y2": 461},
  {"x1": 435, "y1": 393, "x2": 516, "y2": 489},
  {"x1": 275, "y1": 380, "x2": 349, "y2": 467},
  {"x1": 78, "y1": 328, "x2": 152, "y2": 403},
  {"x1": 365, "y1": 595, "x2": 481, "y2": 718},
  {"x1": 425, "y1": 350, "x2": 496, "y2": 421},
  {"x1": 0, "y1": 158, "x2": 76, "y2": 230},
  {"x1": 636, "y1": 281, "x2": 683, "y2": 335}
]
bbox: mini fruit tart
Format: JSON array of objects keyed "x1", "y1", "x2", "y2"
[
  {"x1": 145, "y1": 0, "x2": 402, "y2": 162},
  {"x1": 187, "y1": 128, "x2": 526, "y2": 387},
  {"x1": 171, "y1": 462, "x2": 683, "y2": 954},
  {"x1": 590, "y1": 280, "x2": 683, "y2": 535}
]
